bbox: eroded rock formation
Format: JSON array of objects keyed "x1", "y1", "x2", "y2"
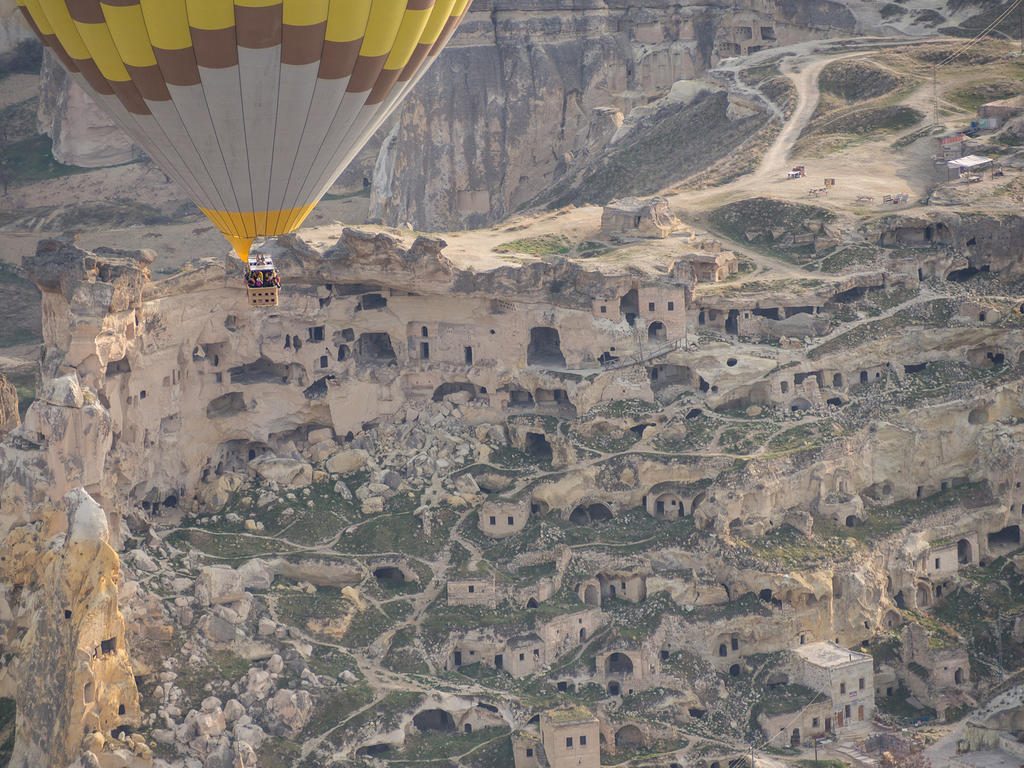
[
  {"x1": 0, "y1": 488, "x2": 140, "y2": 768},
  {"x1": 0, "y1": 373, "x2": 18, "y2": 436}
]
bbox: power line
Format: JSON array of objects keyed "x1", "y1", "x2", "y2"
[
  {"x1": 930, "y1": 0, "x2": 1024, "y2": 126},
  {"x1": 726, "y1": 687, "x2": 830, "y2": 768},
  {"x1": 938, "y1": 0, "x2": 1024, "y2": 67}
]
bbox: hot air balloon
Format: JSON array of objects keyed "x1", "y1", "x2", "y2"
[{"x1": 16, "y1": 0, "x2": 472, "y2": 306}]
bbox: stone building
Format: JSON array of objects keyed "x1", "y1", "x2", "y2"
[
  {"x1": 601, "y1": 197, "x2": 681, "y2": 239},
  {"x1": 540, "y1": 707, "x2": 600, "y2": 768},
  {"x1": 900, "y1": 623, "x2": 971, "y2": 718},
  {"x1": 938, "y1": 134, "x2": 967, "y2": 160},
  {"x1": 684, "y1": 252, "x2": 739, "y2": 283},
  {"x1": 792, "y1": 642, "x2": 874, "y2": 730},
  {"x1": 597, "y1": 571, "x2": 648, "y2": 603},
  {"x1": 977, "y1": 94, "x2": 1024, "y2": 125},
  {"x1": 478, "y1": 499, "x2": 530, "y2": 538},
  {"x1": 758, "y1": 698, "x2": 835, "y2": 747},
  {"x1": 513, "y1": 729, "x2": 544, "y2": 768},
  {"x1": 447, "y1": 574, "x2": 499, "y2": 608},
  {"x1": 596, "y1": 638, "x2": 662, "y2": 696},
  {"x1": 449, "y1": 610, "x2": 601, "y2": 678}
]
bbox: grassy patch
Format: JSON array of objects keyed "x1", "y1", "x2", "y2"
[
  {"x1": 569, "y1": 423, "x2": 642, "y2": 453},
  {"x1": 392, "y1": 726, "x2": 510, "y2": 763},
  {"x1": 585, "y1": 398, "x2": 659, "y2": 419},
  {"x1": 304, "y1": 681, "x2": 375, "y2": 738},
  {"x1": 809, "y1": 299, "x2": 957, "y2": 360},
  {"x1": 767, "y1": 424, "x2": 822, "y2": 451},
  {"x1": 761, "y1": 683, "x2": 820, "y2": 715},
  {"x1": 809, "y1": 105, "x2": 923, "y2": 137},
  {"x1": 747, "y1": 524, "x2": 850, "y2": 569},
  {"x1": 343, "y1": 603, "x2": 404, "y2": 647},
  {"x1": 494, "y1": 234, "x2": 571, "y2": 256},
  {"x1": 164, "y1": 528, "x2": 295, "y2": 560},
  {"x1": 306, "y1": 646, "x2": 362, "y2": 680},
  {"x1": 4, "y1": 135, "x2": 89, "y2": 187},
  {"x1": 651, "y1": 414, "x2": 718, "y2": 453},
  {"x1": 877, "y1": 684, "x2": 937, "y2": 723},
  {"x1": 464, "y1": 735, "x2": 514, "y2": 768},
  {"x1": 820, "y1": 482, "x2": 992, "y2": 543},
  {"x1": 274, "y1": 585, "x2": 355, "y2": 636},
  {"x1": 175, "y1": 650, "x2": 250, "y2": 708},
  {"x1": 336, "y1": 506, "x2": 455, "y2": 560},
  {"x1": 383, "y1": 629, "x2": 431, "y2": 675},
  {"x1": 819, "y1": 61, "x2": 904, "y2": 102},
  {"x1": 932, "y1": 550, "x2": 1024, "y2": 677},
  {"x1": 708, "y1": 197, "x2": 834, "y2": 265},
  {"x1": 820, "y1": 245, "x2": 877, "y2": 272},
  {"x1": 946, "y1": 79, "x2": 1022, "y2": 113},
  {"x1": 718, "y1": 423, "x2": 774, "y2": 455}
]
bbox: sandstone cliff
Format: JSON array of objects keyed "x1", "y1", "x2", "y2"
[
  {"x1": 37, "y1": 50, "x2": 138, "y2": 168},
  {"x1": 370, "y1": 0, "x2": 858, "y2": 229},
  {"x1": 0, "y1": 0, "x2": 31, "y2": 57},
  {"x1": 0, "y1": 373, "x2": 17, "y2": 436},
  {"x1": 0, "y1": 488, "x2": 140, "y2": 768}
]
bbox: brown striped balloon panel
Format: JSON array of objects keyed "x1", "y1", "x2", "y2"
[{"x1": 17, "y1": 0, "x2": 473, "y2": 259}]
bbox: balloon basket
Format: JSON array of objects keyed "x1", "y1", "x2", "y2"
[{"x1": 247, "y1": 285, "x2": 279, "y2": 307}]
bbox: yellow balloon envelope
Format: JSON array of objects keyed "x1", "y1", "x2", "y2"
[{"x1": 17, "y1": 0, "x2": 472, "y2": 259}]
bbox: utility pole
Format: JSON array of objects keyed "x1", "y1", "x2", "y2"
[
  {"x1": 750, "y1": 743, "x2": 755, "y2": 768},
  {"x1": 932, "y1": 65, "x2": 938, "y2": 126}
]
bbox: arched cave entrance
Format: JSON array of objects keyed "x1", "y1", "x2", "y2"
[
  {"x1": 527, "y1": 327, "x2": 566, "y2": 367},
  {"x1": 615, "y1": 725, "x2": 644, "y2": 748},
  {"x1": 957, "y1": 538, "x2": 972, "y2": 564},
  {"x1": 413, "y1": 709, "x2": 455, "y2": 732},
  {"x1": 373, "y1": 566, "x2": 406, "y2": 587},
  {"x1": 524, "y1": 432, "x2": 552, "y2": 462},
  {"x1": 648, "y1": 321, "x2": 667, "y2": 341},
  {"x1": 606, "y1": 652, "x2": 633, "y2": 676},
  {"x1": 570, "y1": 503, "x2": 613, "y2": 525}
]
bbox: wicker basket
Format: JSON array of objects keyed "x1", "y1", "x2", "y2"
[{"x1": 247, "y1": 285, "x2": 279, "y2": 307}]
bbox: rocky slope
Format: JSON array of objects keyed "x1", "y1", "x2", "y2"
[
  {"x1": 1, "y1": 206, "x2": 1023, "y2": 765},
  {"x1": 370, "y1": 0, "x2": 859, "y2": 229}
]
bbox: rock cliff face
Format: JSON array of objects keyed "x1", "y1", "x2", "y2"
[
  {"x1": 370, "y1": 0, "x2": 858, "y2": 229},
  {"x1": 0, "y1": 373, "x2": 17, "y2": 435},
  {"x1": 0, "y1": 488, "x2": 140, "y2": 768},
  {"x1": 2, "y1": 222, "x2": 1024, "y2": 763},
  {"x1": 36, "y1": 51, "x2": 138, "y2": 168},
  {"x1": 0, "y1": 0, "x2": 31, "y2": 56}
]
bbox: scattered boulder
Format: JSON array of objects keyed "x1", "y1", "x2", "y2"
[
  {"x1": 196, "y1": 566, "x2": 246, "y2": 607},
  {"x1": 325, "y1": 449, "x2": 369, "y2": 474},
  {"x1": 249, "y1": 456, "x2": 313, "y2": 488}
]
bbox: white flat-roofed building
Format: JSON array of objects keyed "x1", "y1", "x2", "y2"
[{"x1": 792, "y1": 641, "x2": 874, "y2": 731}]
